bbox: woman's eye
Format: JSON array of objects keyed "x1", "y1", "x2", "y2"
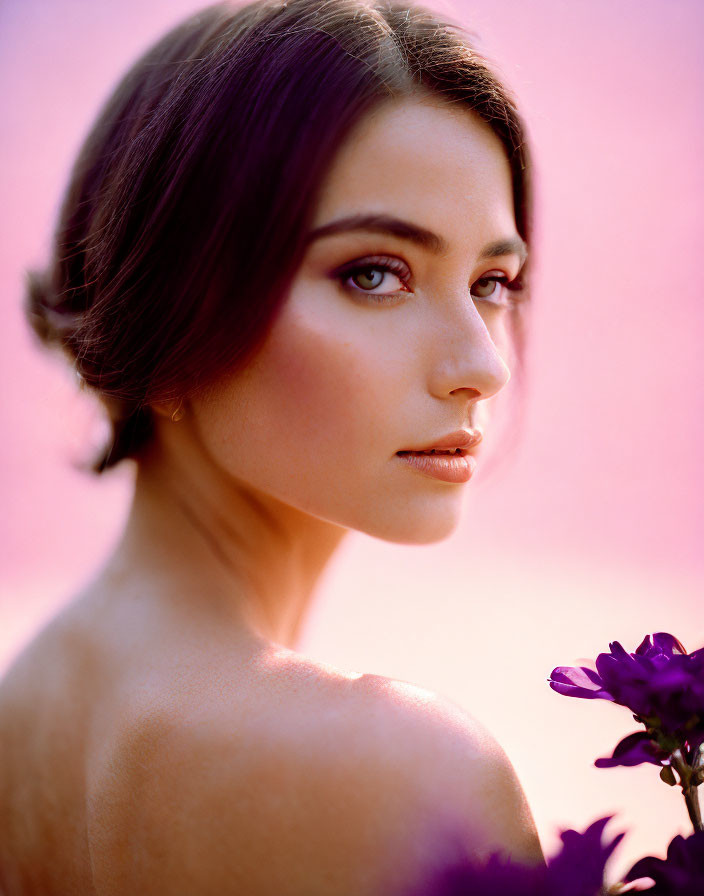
[
  {"x1": 335, "y1": 256, "x2": 411, "y2": 302},
  {"x1": 470, "y1": 275, "x2": 515, "y2": 307},
  {"x1": 349, "y1": 268, "x2": 392, "y2": 291}
]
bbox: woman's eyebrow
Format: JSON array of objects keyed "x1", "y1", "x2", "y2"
[
  {"x1": 305, "y1": 213, "x2": 446, "y2": 252},
  {"x1": 480, "y1": 236, "x2": 528, "y2": 263},
  {"x1": 304, "y1": 213, "x2": 527, "y2": 262}
]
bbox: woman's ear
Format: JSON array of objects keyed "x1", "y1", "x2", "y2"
[{"x1": 151, "y1": 398, "x2": 185, "y2": 422}]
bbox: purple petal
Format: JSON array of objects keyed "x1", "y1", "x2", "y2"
[
  {"x1": 581, "y1": 666, "x2": 606, "y2": 687},
  {"x1": 549, "y1": 666, "x2": 614, "y2": 700},
  {"x1": 594, "y1": 652, "x2": 630, "y2": 684},
  {"x1": 634, "y1": 634, "x2": 656, "y2": 657},
  {"x1": 626, "y1": 830, "x2": 704, "y2": 889},
  {"x1": 607, "y1": 641, "x2": 631, "y2": 661},
  {"x1": 548, "y1": 815, "x2": 624, "y2": 894},
  {"x1": 652, "y1": 632, "x2": 687, "y2": 655},
  {"x1": 634, "y1": 632, "x2": 686, "y2": 658},
  {"x1": 595, "y1": 732, "x2": 665, "y2": 768}
]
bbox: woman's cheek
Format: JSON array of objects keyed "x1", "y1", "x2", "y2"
[
  {"x1": 258, "y1": 301, "x2": 391, "y2": 455},
  {"x1": 193, "y1": 289, "x2": 408, "y2": 497}
]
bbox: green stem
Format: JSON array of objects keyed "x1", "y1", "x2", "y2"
[
  {"x1": 683, "y1": 784, "x2": 702, "y2": 832},
  {"x1": 671, "y1": 751, "x2": 703, "y2": 833}
]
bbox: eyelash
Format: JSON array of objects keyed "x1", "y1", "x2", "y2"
[{"x1": 334, "y1": 255, "x2": 525, "y2": 308}]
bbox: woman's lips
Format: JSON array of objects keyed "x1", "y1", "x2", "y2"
[{"x1": 396, "y1": 449, "x2": 476, "y2": 483}]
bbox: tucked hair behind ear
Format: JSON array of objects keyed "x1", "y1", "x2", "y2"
[{"x1": 25, "y1": 0, "x2": 532, "y2": 473}]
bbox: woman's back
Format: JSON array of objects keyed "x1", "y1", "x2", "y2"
[
  {"x1": 0, "y1": 595, "x2": 103, "y2": 892},
  {"x1": 0, "y1": 580, "x2": 362, "y2": 892},
  {"x1": 0, "y1": 579, "x2": 540, "y2": 895}
]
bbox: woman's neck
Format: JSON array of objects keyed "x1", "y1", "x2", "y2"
[{"x1": 105, "y1": 439, "x2": 348, "y2": 650}]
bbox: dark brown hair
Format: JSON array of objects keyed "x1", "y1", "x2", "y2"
[{"x1": 25, "y1": 0, "x2": 532, "y2": 473}]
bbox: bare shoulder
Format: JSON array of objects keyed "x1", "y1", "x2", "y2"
[
  {"x1": 88, "y1": 657, "x2": 541, "y2": 895},
  {"x1": 352, "y1": 674, "x2": 541, "y2": 861}
]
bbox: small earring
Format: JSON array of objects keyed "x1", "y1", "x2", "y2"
[{"x1": 171, "y1": 401, "x2": 185, "y2": 423}]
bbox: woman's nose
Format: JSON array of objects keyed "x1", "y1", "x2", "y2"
[{"x1": 427, "y1": 300, "x2": 511, "y2": 402}]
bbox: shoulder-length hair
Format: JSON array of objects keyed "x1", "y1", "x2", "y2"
[{"x1": 26, "y1": 0, "x2": 532, "y2": 473}]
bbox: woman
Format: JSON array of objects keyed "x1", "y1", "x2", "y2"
[{"x1": 0, "y1": 0, "x2": 541, "y2": 891}]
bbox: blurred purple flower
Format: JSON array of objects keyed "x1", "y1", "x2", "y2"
[
  {"x1": 625, "y1": 830, "x2": 704, "y2": 895},
  {"x1": 413, "y1": 855, "x2": 544, "y2": 896},
  {"x1": 547, "y1": 816, "x2": 625, "y2": 896},
  {"x1": 408, "y1": 817, "x2": 622, "y2": 896},
  {"x1": 549, "y1": 633, "x2": 704, "y2": 770}
]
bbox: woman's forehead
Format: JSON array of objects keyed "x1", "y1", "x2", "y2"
[{"x1": 310, "y1": 96, "x2": 518, "y2": 253}]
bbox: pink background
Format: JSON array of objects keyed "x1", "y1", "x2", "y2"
[{"x1": 1, "y1": 0, "x2": 702, "y2": 879}]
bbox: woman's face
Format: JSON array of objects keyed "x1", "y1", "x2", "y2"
[{"x1": 189, "y1": 94, "x2": 526, "y2": 544}]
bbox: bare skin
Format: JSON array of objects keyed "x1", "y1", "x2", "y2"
[{"x1": 0, "y1": 93, "x2": 541, "y2": 893}]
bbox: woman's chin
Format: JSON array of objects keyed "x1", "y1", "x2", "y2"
[{"x1": 360, "y1": 504, "x2": 463, "y2": 546}]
